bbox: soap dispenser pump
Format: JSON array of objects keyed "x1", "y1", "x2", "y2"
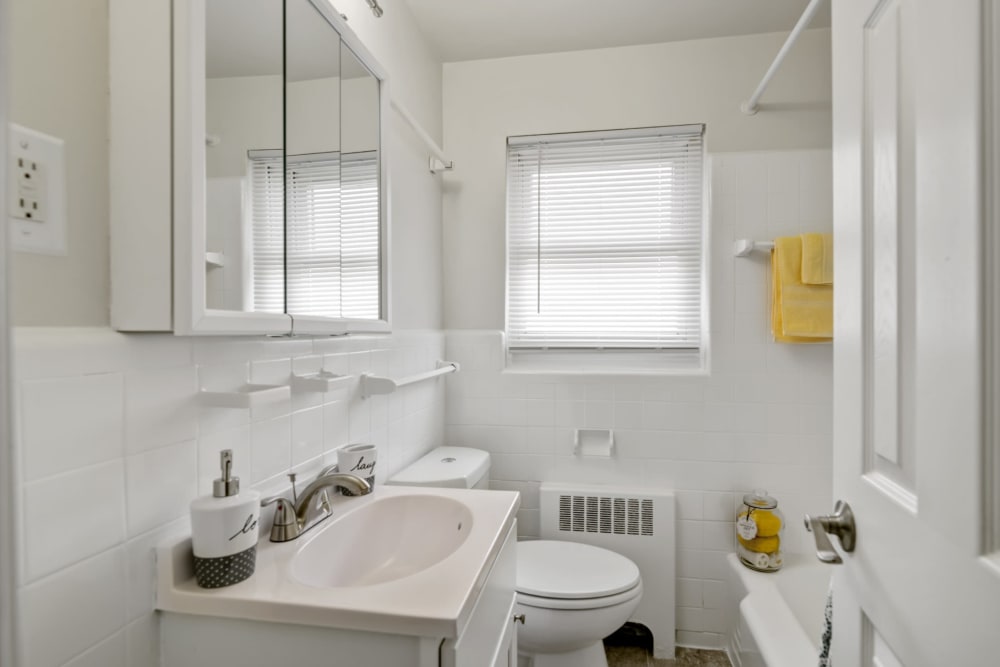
[{"x1": 190, "y1": 449, "x2": 260, "y2": 588}]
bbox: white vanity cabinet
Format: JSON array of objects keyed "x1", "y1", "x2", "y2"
[
  {"x1": 159, "y1": 517, "x2": 518, "y2": 667},
  {"x1": 441, "y1": 521, "x2": 518, "y2": 667}
]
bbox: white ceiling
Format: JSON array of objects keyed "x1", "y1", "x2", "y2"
[{"x1": 401, "y1": 0, "x2": 831, "y2": 63}]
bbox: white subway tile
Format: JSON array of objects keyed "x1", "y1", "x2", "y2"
[
  {"x1": 677, "y1": 520, "x2": 703, "y2": 550},
  {"x1": 641, "y1": 402, "x2": 705, "y2": 431},
  {"x1": 323, "y1": 400, "x2": 350, "y2": 452},
  {"x1": 23, "y1": 460, "x2": 126, "y2": 582},
  {"x1": 676, "y1": 549, "x2": 705, "y2": 579},
  {"x1": 125, "y1": 440, "x2": 198, "y2": 536},
  {"x1": 125, "y1": 366, "x2": 198, "y2": 454},
  {"x1": 490, "y1": 452, "x2": 553, "y2": 482},
  {"x1": 125, "y1": 614, "x2": 160, "y2": 667},
  {"x1": 348, "y1": 394, "x2": 372, "y2": 441},
  {"x1": 703, "y1": 579, "x2": 728, "y2": 610},
  {"x1": 521, "y1": 427, "x2": 555, "y2": 454},
  {"x1": 13, "y1": 329, "x2": 191, "y2": 379},
  {"x1": 524, "y1": 399, "x2": 555, "y2": 427},
  {"x1": 251, "y1": 417, "x2": 292, "y2": 484},
  {"x1": 677, "y1": 578, "x2": 703, "y2": 608},
  {"x1": 249, "y1": 358, "x2": 292, "y2": 422},
  {"x1": 489, "y1": 480, "x2": 541, "y2": 510},
  {"x1": 554, "y1": 400, "x2": 586, "y2": 428},
  {"x1": 21, "y1": 373, "x2": 124, "y2": 481},
  {"x1": 703, "y1": 492, "x2": 735, "y2": 521},
  {"x1": 584, "y1": 401, "x2": 614, "y2": 428},
  {"x1": 613, "y1": 383, "x2": 644, "y2": 402},
  {"x1": 703, "y1": 521, "x2": 735, "y2": 551},
  {"x1": 291, "y1": 405, "x2": 324, "y2": 466},
  {"x1": 290, "y1": 355, "x2": 324, "y2": 411},
  {"x1": 21, "y1": 547, "x2": 128, "y2": 667},
  {"x1": 197, "y1": 425, "x2": 251, "y2": 493},
  {"x1": 701, "y1": 550, "x2": 732, "y2": 580},
  {"x1": 125, "y1": 517, "x2": 190, "y2": 621},
  {"x1": 62, "y1": 631, "x2": 127, "y2": 667},
  {"x1": 675, "y1": 491, "x2": 704, "y2": 520},
  {"x1": 197, "y1": 362, "x2": 250, "y2": 435}
]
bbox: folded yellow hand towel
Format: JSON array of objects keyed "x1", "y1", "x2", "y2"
[
  {"x1": 800, "y1": 233, "x2": 833, "y2": 285},
  {"x1": 771, "y1": 236, "x2": 833, "y2": 342}
]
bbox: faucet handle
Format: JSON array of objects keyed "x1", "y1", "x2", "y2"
[{"x1": 261, "y1": 495, "x2": 300, "y2": 542}]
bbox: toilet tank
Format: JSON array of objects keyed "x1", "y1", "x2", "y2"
[{"x1": 387, "y1": 446, "x2": 491, "y2": 489}]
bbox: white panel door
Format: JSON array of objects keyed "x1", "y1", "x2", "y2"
[{"x1": 832, "y1": 0, "x2": 1000, "y2": 665}]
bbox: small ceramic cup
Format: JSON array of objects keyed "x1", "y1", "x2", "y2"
[{"x1": 337, "y1": 443, "x2": 377, "y2": 494}]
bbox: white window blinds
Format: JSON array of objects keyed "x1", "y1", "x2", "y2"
[
  {"x1": 248, "y1": 150, "x2": 379, "y2": 319},
  {"x1": 506, "y1": 125, "x2": 705, "y2": 349},
  {"x1": 248, "y1": 151, "x2": 285, "y2": 314}
]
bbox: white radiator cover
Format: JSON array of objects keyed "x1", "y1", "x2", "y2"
[{"x1": 540, "y1": 482, "x2": 676, "y2": 660}]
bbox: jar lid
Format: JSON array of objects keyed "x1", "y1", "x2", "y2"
[{"x1": 742, "y1": 488, "x2": 777, "y2": 509}]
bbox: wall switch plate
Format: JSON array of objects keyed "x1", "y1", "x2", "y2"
[{"x1": 8, "y1": 124, "x2": 67, "y2": 255}]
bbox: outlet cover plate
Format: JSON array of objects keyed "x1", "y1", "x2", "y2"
[{"x1": 8, "y1": 123, "x2": 67, "y2": 255}]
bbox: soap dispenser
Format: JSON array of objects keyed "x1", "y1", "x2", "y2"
[{"x1": 190, "y1": 450, "x2": 260, "y2": 588}]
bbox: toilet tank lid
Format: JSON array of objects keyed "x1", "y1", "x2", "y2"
[{"x1": 387, "y1": 446, "x2": 490, "y2": 488}]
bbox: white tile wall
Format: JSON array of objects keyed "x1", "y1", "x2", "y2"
[
  {"x1": 13, "y1": 327, "x2": 446, "y2": 667},
  {"x1": 444, "y1": 150, "x2": 834, "y2": 650}
]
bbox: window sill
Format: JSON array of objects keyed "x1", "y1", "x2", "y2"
[{"x1": 502, "y1": 348, "x2": 708, "y2": 377}]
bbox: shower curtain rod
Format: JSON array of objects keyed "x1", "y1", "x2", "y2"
[
  {"x1": 390, "y1": 98, "x2": 455, "y2": 174},
  {"x1": 741, "y1": 0, "x2": 826, "y2": 115}
]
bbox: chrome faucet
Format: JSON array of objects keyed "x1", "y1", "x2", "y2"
[{"x1": 261, "y1": 469, "x2": 372, "y2": 542}]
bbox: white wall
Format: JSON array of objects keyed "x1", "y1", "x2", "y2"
[
  {"x1": 441, "y1": 28, "x2": 831, "y2": 330},
  {"x1": 9, "y1": 0, "x2": 447, "y2": 664},
  {"x1": 340, "y1": 0, "x2": 447, "y2": 331},
  {"x1": 205, "y1": 76, "x2": 284, "y2": 178},
  {"x1": 12, "y1": 328, "x2": 446, "y2": 667},
  {"x1": 9, "y1": 0, "x2": 109, "y2": 326},
  {"x1": 440, "y1": 32, "x2": 833, "y2": 649},
  {"x1": 446, "y1": 150, "x2": 834, "y2": 649},
  {"x1": 207, "y1": 75, "x2": 379, "y2": 177}
]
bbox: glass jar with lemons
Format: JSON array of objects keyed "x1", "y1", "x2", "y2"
[{"x1": 736, "y1": 489, "x2": 784, "y2": 571}]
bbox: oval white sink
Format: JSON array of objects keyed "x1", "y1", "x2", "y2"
[{"x1": 291, "y1": 494, "x2": 474, "y2": 588}]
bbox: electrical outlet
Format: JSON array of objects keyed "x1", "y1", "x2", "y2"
[
  {"x1": 10, "y1": 156, "x2": 47, "y2": 222},
  {"x1": 7, "y1": 124, "x2": 66, "y2": 255}
]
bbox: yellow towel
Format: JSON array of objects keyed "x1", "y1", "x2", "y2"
[
  {"x1": 800, "y1": 233, "x2": 833, "y2": 285},
  {"x1": 772, "y1": 236, "x2": 833, "y2": 342}
]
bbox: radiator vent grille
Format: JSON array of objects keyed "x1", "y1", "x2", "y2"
[{"x1": 557, "y1": 494, "x2": 654, "y2": 536}]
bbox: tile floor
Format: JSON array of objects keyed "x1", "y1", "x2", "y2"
[{"x1": 605, "y1": 646, "x2": 732, "y2": 667}]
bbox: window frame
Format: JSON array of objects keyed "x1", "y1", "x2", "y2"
[{"x1": 503, "y1": 124, "x2": 711, "y2": 374}]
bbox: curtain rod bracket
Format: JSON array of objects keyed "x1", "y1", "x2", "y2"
[{"x1": 429, "y1": 157, "x2": 454, "y2": 174}]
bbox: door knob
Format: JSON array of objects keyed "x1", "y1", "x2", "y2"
[{"x1": 804, "y1": 500, "x2": 857, "y2": 564}]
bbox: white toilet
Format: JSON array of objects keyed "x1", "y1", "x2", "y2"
[{"x1": 389, "y1": 447, "x2": 644, "y2": 667}]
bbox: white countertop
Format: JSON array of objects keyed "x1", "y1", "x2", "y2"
[{"x1": 157, "y1": 485, "x2": 519, "y2": 639}]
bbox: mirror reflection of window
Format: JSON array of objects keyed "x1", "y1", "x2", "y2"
[{"x1": 284, "y1": 0, "x2": 382, "y2": 321}]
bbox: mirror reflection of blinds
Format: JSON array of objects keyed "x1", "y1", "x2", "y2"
[
  {"x1": 248, "y1": 151, "x2": 285, "y2": 314},
  {"x1": 506, "y1": 125, "x2": 705, "y2": 349},
  {"x1": 248, "y1": 151, "x2": 379, "y2": 319}
]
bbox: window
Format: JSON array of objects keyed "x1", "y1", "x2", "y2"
[
  {"x1": 505, "y1": 124, "x2": 706, "y2": 367},
  {"x1": 247, "y1": 150, "x2": 379, "y2": 319}
]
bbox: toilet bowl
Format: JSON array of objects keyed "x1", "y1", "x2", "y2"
[
  {"x1": 515, "y1": 540, "x2": 643, "y2": 667},
  {"x1": 388, "y1": 447, "x2": 644, "y2": 667}
]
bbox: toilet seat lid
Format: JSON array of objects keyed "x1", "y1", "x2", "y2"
[{"x1": 516, "y1": 540, "x2": 641, "y2": 599}]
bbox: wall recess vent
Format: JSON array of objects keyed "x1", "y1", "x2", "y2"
[{"x1": 557, "y1": 493, "x2": 654, "y2": 536}]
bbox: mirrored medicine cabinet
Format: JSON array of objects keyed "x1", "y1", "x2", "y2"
[{"x1": 110, "y1": 0, "x2": 389, "y2": 335}]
